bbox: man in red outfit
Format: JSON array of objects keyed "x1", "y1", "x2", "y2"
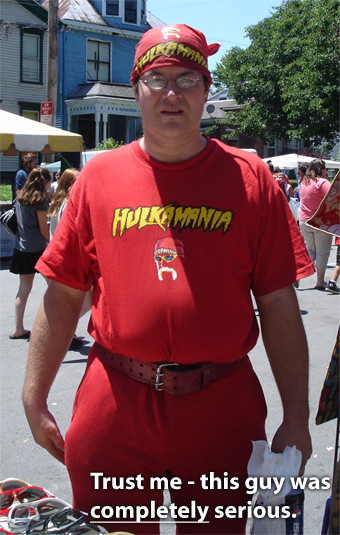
[{"x1": 23, "y1": 24, "x2": 314, "y2": 534}]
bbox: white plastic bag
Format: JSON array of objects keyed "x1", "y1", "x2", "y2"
[
  {"x1": 247, "y1": 441, "x2": 302, "y2": 535},
  {"x1": 288, "y1": 198, "x2": 300, "y2": 221}
]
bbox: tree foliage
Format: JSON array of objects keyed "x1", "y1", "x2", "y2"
[
  {"x1": 95, "y1": 137, "x2": 125, "y2": 150},
  {"x1": 212, "y1": 0, "x2": 340, "y2": 145}
]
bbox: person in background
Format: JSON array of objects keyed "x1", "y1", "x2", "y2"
[
  {"x1": 298, "y1": 163, "x2": 308, "y2": 184},
  {"x1": 22, "y1": 24, "x2": 314, "y2": 535},
  {"x1": 295, "y1": 163, "x2": 308, "y2": 201},
  {"x1": 276, "y1": 172, "x2": 294, "y2": 198},
  {"x1": 13, "y1": 153, "x2": 37, "y2": 198},
  {"x1": 299, "y1": 159, "x2": 333, "y2": 290},
  {"x1": 272, "y1": 165, "x2": 281, "y2": 178},
  {"x1": 48, "y1": 169, "x2": 61, "y2": 199},
  {"x1": 9, "y1": 168, "x2": 51, "y2": 339},
  {"x1": 326, "y1": 237, "x2": 340, "y2": 294},
  {"x1": 48, "y1": 168, "x2": 79, "y2": 238},
  {"x1": 266, "y1": 160, "x2": 274, "y2": 174}
]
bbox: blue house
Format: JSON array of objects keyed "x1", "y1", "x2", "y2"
[{"x1": 40, "y1": 0, "x2": 164, "y2": 149}]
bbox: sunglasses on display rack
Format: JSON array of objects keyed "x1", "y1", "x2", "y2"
[
  {"x1": 23, "y1": 504, "x2": 86, "y2": 534},
  {"x1": 0, "y1": 480, "x2": 31, "y2": 493},
  {"x1": 7, "y1": 498, "x2": 69, "y2": 531},
  {"x1": 0, "y1": 488, "x2": 52, "y2": 515}
]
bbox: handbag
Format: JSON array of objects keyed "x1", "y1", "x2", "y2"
[{"x1": 0, "y1": 200, "x2": 17, "y2": 236}]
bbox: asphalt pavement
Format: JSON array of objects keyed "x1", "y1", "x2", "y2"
[{"x1": 0, "y1": 244, "x2": 339, "y2": 535}]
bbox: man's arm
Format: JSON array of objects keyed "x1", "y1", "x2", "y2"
[
  {"x1": 22, "y1": 280, "x2": 87, "y2": 464},
  {"x1": 255, "y1": 284, "x2": 312, "y2": 474}
]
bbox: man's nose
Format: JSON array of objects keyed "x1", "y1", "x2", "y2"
[{"x1": 163, "y1": 80, "x2": 181, "y2": 96}]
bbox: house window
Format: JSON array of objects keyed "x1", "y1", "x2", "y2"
[
  {"x1": 125, "y1": 0, "x2": 137, "y2": 24},
  {"x1": 19, "y1": 102, "x2": 41, "y2": 122},
  {"x1": 22, "y1": 110, "x2": 40, "y2": 122},
  {"x1": 21, "y1": 30, "x2": 43, "y2": 84},
  {"x1": 106, "y1": 0, "x2": 119, "y2": 15},
  {"x1": 87, "y1": 40, "x2": 110, "y2": 82},
  {"x1": 287, "y1": 139, "x2": 300, "y2": 152},
  {"x1": 141, "y1": 0, "x2": 146, "y2": 21},
  {"x1": 266, "y1": 139, "x2": 277, "y2": 158}
]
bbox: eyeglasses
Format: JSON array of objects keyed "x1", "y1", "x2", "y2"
[
  {"x1": 0, "y1": 487, "x2": 51, "y2": 514},
  {"x1": 140, "y1": 75, "x2": 203, "y2": 90},
  {"x1": 25, "y1": 506, "x2": 86, "y2": 534},
  {"x1": 7, "y1": 498, "x2": 67, "y2": 530},
  {"x1": 7, "y1": 497, "x2": 69, "y2": 531}
]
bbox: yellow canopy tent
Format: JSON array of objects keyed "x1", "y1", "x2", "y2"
[{"x1": 0, "y1": 110, "x2": 83, "y2": 155}]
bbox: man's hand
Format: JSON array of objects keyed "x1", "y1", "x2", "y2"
[
  {"x1": 271, "y1": 420, "x2": 312, "y2": 476},
  {"x1": 24, "y1": 402, "x2": 65, "y2": 464},
  {"x1": 22, "y1": 280, "x2": 87, "y2": 463}
]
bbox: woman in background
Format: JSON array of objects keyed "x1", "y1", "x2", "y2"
[
  {"x1": 299, "y1": 159, "x2": 333, "y2": 290},
  {"x1": 48, "y1": 168, "x2": 79, "y2": 238},
  {"x1": 10, "y1": 168, "x2": 51, "y2": 339},
  {"x1": 276, "y1": 172, "x2": 294, "y2": 198},
  {"x1": 48, "y1": 168, "x2": 61, "y2": 199}
]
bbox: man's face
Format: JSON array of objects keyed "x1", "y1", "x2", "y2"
[
  {"x1": 134, "y1": 66, "x2": 209, "y2": 146},
  {"x1": 28, "y1": 158, "x2": 37, "y2": 170}
]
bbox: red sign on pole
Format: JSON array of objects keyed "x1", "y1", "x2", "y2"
[{"x1": 40, "y1": 102, "x2": 53, "y2": 124}]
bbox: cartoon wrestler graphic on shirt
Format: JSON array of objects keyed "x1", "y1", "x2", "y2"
[{"x1": 154, "y1": 237, "x2": 184, "y2": 281}]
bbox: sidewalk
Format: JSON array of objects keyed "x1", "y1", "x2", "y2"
[{"x1": 0, "y1": 245, "x2": 339, "y2": 534}]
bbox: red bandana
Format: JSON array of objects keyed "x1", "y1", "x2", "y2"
[{"x1": 131, "y1": 24, "x2": 220, "y2": 87}]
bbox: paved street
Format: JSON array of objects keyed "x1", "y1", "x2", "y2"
[{"x1": 0, "y1": 244, "x2": 339, "y2": 534}]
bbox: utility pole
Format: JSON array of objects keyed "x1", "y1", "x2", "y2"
[{"x1": 46, "y1": 0, "x2": 58, "y2": 128}]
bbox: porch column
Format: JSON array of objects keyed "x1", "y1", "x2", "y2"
[
  {"x1": 102, "y1": 112, "x2": 108, "y2": 143},
  {"x1": 95, "y1": 111, "x2": 101, "y2": 148},
  {"x1": 125, "y1": 118, "x2": 129, "y2": 143},
  {"x1": 67, "y1": 109, "x2": 72, "y2": 131}
]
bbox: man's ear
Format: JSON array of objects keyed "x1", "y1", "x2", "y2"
[{"x1": 133, "y1": 82, "x2": 139, "y2": 103}]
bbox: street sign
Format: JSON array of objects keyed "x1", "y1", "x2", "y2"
[{"x1": 40, "y1": 102, "x2": 53, "y2": 125}]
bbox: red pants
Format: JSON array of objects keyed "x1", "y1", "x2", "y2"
[{"x1": 65, "y1": 347, "x2": 267, "y2": 534}]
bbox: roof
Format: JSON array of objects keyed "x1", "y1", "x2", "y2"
[
  {"x1": 41, "y1": 0, "x2": 107, "y2": 25},
  {"x1": 146, "y1": 10, "x2": 165, "y2": 28},
  {"x1": 40, "y1": 1, "x2": 165, "y2": 28},
  {"x1": 208, "y1": 88, "x2": 234, "y2": 101},
  {"x1": 67, "y1": 82, "x2": 135, "y2": 100},
  {"x1": 201, "y1": 99, "x2": 241, "y2": 121},
  {"x1": 14, "y1": 0, "x2": 48, "y2": 23}
]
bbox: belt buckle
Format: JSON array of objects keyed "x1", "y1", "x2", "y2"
[{"x1": 155, "y1": 363, "x2": 179, "y2": 391}]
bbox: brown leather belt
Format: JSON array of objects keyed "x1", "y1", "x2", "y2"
[{"x1": 94, "y1": 342, "x2": 243, "y2": 395}]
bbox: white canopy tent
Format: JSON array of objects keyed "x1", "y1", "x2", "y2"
[
  {"x1": 0, "y1": 110, "x2": 83, "y2": 155},
  {"x1": 262, "y1": 153, "x2": 340, "y2": 170}
]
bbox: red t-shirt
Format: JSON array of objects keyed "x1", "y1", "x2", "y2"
[{"x1": 37, "y1": 139, "x2": 314, "y2": 363}]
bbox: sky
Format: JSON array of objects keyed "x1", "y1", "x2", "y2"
[{"x1": 147, "y1": 0, "x2": 283, "y2": 71}]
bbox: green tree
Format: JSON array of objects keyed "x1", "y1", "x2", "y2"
[
  {"x1": 94, "y1": 138, "x2": 125, "y2": 150},
  {"x1": 213, "y1": 0, "x2": 340, "y2": 145}
]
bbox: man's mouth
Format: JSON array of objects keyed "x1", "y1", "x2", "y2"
[{"x1": 161, "y1": 110, "x2": 183, "y2": 114}]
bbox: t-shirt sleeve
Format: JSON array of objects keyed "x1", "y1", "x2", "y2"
[
  {"x1": 15, "y1": 170, "x2": 26, "y2": 190},
  {"x1": 250, "y1": 165, "x2": 315, "y2": 296},
  {"x1": 36, "y1": 200, "x2": 49, "y2": 212}
]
